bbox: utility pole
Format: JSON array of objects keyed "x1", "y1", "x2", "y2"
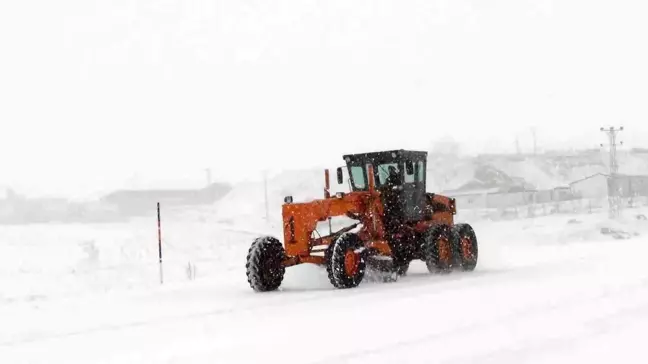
[
  {"x1": 205, "y1": 168, "x2": 212, "y2": 187},
  {"x1": 263, "y1": 170, "x2": 269, "y2": 222},
  {"x1": 600, "y1": 126, "x2": 624, "y2": 218},
  {"x1": 531, "y1": 127, "x2": 537, "y2": 155}
]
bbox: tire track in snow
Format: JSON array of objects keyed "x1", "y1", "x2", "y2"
[
  {"x1": 0, "y1": 254, "x2": 591, "y2": 348},
  {"x1": 308, "y1": 277, "x2": 648, "y2": 364},
  {"x1": 439, "y1": 284, "x2": 648, "y2": 364}
]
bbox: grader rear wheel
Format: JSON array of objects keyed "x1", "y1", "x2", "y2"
[
  {"x1": 422, "y1": 225, "x2": 454, "y2": 274},
  {"x1": 454, "y1": 223, "x2": 478, "y2": 271}
]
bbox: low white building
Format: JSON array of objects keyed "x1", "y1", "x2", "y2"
[
  {"x1": 452, "y1": 192, "x2": 488, "y2": 209},
  {"x1": 486, "y1": 190, "x2": 536, "y2": 208},
  {"x1": 569, "y1": 173, "x2": 609, "y2": 199},
  {"x1": 443, "y1": 188, "x2": 499, "y2": 210}
]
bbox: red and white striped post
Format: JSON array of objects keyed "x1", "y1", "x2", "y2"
[{"x1": 157, "y1": 202, "x2": 163, "y2": 284}]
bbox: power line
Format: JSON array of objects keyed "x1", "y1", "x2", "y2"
[{"x1": 600, "y1": 126, "x2": 624, "y2": 218}]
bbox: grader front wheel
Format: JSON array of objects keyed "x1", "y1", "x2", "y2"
[
  {"x1": 326, "y1": 233, "x2": 367, "y2": 289},
  {"x1": 246, "y1": 236, "x2": 286, "y2": 292}
]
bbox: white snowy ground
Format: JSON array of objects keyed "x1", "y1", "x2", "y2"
[{"x1": 2, "y1": 208, "x2": 648, "y2": 363}]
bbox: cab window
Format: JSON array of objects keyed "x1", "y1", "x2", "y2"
[
  {"x1": 415, "y1": 161, "x2": 425, "y2": 182},
  {"x1": 404, "y1": 161, "x2": 415, "y2": 183},
  {"x1": 376, "y1": 163, "x2": 400, "y2": 186},
  {"x1": 350, "y1": 165, "x2": 366, "y2": 189}
]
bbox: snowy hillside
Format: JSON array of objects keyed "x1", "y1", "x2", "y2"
[
  {"x1": 212, "y1": 168, "x2": 350, "y2": 227},
  {"x1": 427, "y1": 149, "x2": 648, "y2": 193}
]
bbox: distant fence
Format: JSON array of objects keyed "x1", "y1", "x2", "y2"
[
  {"x1": 452, "y1": 185, "x2": 648, "y2": 207},
  {"x1": 455, "y1": 195, "x2": 648, "y2": 221},
  {"x1": 450, "y1": 188, "x2": 581, "y2": 211}
]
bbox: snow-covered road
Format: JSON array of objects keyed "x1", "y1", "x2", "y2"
[{"x1": 2, "y1": 212, "x2": 648, "y2": 363}]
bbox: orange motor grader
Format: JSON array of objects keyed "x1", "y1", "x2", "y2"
[{"x1": 245, "y1": 149, "x2": 478, "y2": 292}]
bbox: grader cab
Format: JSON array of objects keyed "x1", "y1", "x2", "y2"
[{"x1": 245, "y1": 149, "x2": 478, "y2": 292}]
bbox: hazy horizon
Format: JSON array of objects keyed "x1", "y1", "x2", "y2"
[{"x1": 2, "y1": 0, "x2": 647, "y2": 199}]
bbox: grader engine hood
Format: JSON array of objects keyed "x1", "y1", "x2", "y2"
[
  {"x1": 281, "y1": 202, "x2": 320, "y2": 256},
  {"x1": 281, "y1": 191, "x2": 381, "y2": 257}
]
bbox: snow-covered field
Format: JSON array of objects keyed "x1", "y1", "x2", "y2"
[{"x1": 2, "y1": 206, "x2": 648, "y2": 363}]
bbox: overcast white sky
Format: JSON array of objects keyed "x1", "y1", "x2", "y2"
[{"x1": 1, "y1": 0, "x2": 647, "y2": 199}]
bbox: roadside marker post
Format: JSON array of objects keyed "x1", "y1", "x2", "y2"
[{"x1": 157, "y1": 202, "x2": 163, "y2": 284}]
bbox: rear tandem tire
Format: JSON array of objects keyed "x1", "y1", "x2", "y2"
[
  {"x1": 246, "y1": 236, "x2": 286, "y2": 292},
  {"x1": 422, "y1": 225, "x2": 454, "y2": 274},
  {"x1": 453, "y1": 223, "x2": 478, "y2": 271},
  {"x1": 326, "y1": 233, "x2": 367, "y2": 289}
]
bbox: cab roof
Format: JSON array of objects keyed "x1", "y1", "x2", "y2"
[{"x1": 342, "y1": 149, "x2": 427, "y2": 165}]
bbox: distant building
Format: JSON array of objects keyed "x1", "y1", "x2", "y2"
[
  {"x1": 552, "y1": 186, "x2": 574, "y2": 201},
  {"x1": 569, "y1": 173, "x2": 648, "y2": 199},
  {"x1": 534, "y1": 189, "x2": 553, "y2": 204},
  {"x1": 102, "y1": 182, "x2": 232, "y2": 216},
  {"x1": 609, "y1": 174, "x2": 648, "y2": 198},
  {"x1": 443, "y1": 189, "x2": 497, "y2": 209},
  {"x1": 569, "y1": 173, "x2": 609, "y2": 199},
  {"x1": 485, "y1": 189, "x2": 536, "y2": 209}
]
